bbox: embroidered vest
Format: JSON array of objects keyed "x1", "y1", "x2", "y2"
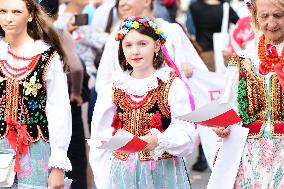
[
  {"x1": 112, "y1": 72, "x2": 176, "y2": 161},
  {"x1": 230, "y1": 56, "x2": 284, "y2": 138},
  {"x1": 0, "y1": 47, "x2": 57, "y2": 142}
]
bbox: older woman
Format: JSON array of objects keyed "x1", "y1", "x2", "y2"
[{"x1": 214, "y1": 0, "x2": 284, "y2": 188}]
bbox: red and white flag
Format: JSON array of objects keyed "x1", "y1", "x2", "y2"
[
  {"x1": 98, "y1": 129, "x2": 148, "y2": 153},
  {"x1": 177, "y1": 100, "x2": 242, "y2": 127}
]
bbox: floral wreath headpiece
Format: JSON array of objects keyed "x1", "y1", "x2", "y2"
[{"x1": 115, "y1": 16, "x2": 167, "y2": 44}]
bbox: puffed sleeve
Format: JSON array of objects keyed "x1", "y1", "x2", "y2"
[
  {"x1": 220, "y1": 60, "x2": 240, "y2": 112},
  {"x1": 89, "y1": 84, "x2": 116, "y2": 189},
  {"x1": 95, "y1": 35, "x2": 116, "y2": 93},
  {"x1": 169, "y1": 23, "x2": 208, "y2": 72},
  {"x1": 152, "y1": 77, "x2": 196, "y2": 158},
  {"x1": 45, "y1": 53, "x2": 72, "y2": 171}
]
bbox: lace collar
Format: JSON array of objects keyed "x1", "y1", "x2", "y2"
[
  {"x1": 0, "y1": 38, "x2": 51, "y2": 61},
  {"x1": 237, "y1": 34, "x2": 284, "y2": 70},
  {"x1": 113, "y1": 67, "x2": 173, "y2": 96}
]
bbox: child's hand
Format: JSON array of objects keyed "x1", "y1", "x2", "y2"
[
  {"x1": 48, "y1": 168, "x2": 64, "y2": 189},
  {"x1": 140, "y1": 134, "x2": 158, "y2": 152},
  {"x1": 212, "y1": 127, "x2": 231, "y2": 138}
]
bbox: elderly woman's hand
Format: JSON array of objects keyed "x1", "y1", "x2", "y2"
[{"x1": 212, "y1": 127, "x2": 231, "y2": 138}]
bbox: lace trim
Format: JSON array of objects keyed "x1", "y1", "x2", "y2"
[
  {"x1": 113, "y1": 67, "x2": 173, "y2": 96},
  {"x1": 237, "y1": 35, "x2": 284, "y2": 72},
  {"x1": 48, "y1": 156, "x2": 72, "y2": 171}
]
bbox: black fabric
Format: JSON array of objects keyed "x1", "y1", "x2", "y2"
[
  {"x1": 66, "y1": 102, "x2": 87, "y2": 189},
  {"x1": 190, "y1": 1, "x2": 239, "y2": 51}
]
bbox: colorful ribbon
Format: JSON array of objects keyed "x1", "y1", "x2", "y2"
[{"x1": 161, "y1": 45, "x2": 196, "y2": 117}]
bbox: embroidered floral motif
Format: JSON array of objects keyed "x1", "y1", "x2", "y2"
[
  {"x1": 0, "y1": 76, "x2": 6, "y2": 83},
  {"x1": 23, "y1": 76, "x2": 42, "y2": 97},
  {"x1": 28, "y1": 99, "x2": 38, "y2": 111},
  {"x1": 150, "y1": 111, "x2": 163, "y2": 132}
]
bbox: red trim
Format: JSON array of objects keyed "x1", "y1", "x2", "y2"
[{"x1": 196, "y1": 109, "x2": 242, "y2": 127}]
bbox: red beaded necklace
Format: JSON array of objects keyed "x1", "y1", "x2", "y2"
[
  {"x1": 0, "y1": 51, "x2": 40, "y2": 78},
  {"x1": 8, "y1": 50, "x2": 33, "y2": 61},
  {"x1": 258, "y1": 35, "x2": 284, "y2": 73}
]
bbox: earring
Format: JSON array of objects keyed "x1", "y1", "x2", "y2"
[
  {"x1": 28, "y1": 18, "x2": 32, "y2": 22},
  {"x1": 154, "y1": 52, "x2": 158, "y2": 62}
]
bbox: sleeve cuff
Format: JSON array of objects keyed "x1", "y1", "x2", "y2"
[{"x1": 48, "y1": 152, "x2": 72, "y2": 171}]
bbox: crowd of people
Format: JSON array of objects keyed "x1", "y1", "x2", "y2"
[{"x1": 0, "y1": 0, "x2": 284, "y2": 189}]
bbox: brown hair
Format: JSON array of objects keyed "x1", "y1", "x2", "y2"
[
  {"x1": 0, "y1": 0, "x2": 68, "y2": 71},
  {"x1": 118, "y1": 24, "x2": 164, "y2": 71},
  {"x1": 250, "y1": 0, "x2": 284, "y2": 32}
]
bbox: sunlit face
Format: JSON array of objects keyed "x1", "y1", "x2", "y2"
[
  {"x1": 256, "y1": 0, "x2": 284, "y2": 44},
  {"x1": 0, "y1": 0, "x2": 32, "y2": 36},
  {"x1": 118, "y1": 0, "x2": 148, "y2": 19},
  {"x1": 122, "y1": 30, "x2": 160, "y2": 74}
]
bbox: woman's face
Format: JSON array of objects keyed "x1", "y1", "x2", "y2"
[
  {"x1": 118, "y1": 0, "x2": 149, "y2": 19},
  {"x1": 122, "y1": 29, "x2": 160, "y2": 74},
  {"x1": 0, "y1": 0, "x2": 32, "y2": 37},
  {"x1": 256, "y1": 0, "x2": 284, "y2": 44}
]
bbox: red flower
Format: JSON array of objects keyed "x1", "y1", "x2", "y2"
[
  {"x1": 150, "y1": 111, "x2": 164, "y2": 132},
  {"x1": 111, "y1": 112, "x2": 122, "y2": 136},
  {"x1": 117, "y1": 33, "x2": 124, "y2": 40}
]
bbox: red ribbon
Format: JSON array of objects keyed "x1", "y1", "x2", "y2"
[
  {"x1": 259, "y1": 45, "x2": 284, "y2": 92},
  {"x1": 6, "y1": 117, "x2": 32, "y2": 172}
]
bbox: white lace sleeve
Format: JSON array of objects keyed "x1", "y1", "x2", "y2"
[
  {"x1": 45, "y1": 53, "x2": 72, "y2": 171},
  {"x1": 153, "y1": 77, "x2": 196, "y2": 157}
]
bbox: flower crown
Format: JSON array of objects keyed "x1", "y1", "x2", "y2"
[{"x1": 115, "y1": 16, "x2": 167, "y2": 44}]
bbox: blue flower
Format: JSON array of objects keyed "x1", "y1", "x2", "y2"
[{"x1": 28, "y1": 100, "x2": 38, "y2": 111}]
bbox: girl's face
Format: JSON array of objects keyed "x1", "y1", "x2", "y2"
[
  {"x1": 256, "y1": 0, "x2": 284, "y2": 44},
  {"x1": 0, "y1": 0, "x2": 32, "y2": 36},
  {"x1": 122, "y1": 30, "x2": 160, "y2": 74}
]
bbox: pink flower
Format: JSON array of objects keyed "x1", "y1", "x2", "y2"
[{"x1": 253, "y1": 181, "x2": 261, "y2": 189}]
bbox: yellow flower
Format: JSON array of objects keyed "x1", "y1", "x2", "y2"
[
  {"x1": 155, "y1": 29, "x2": 161, "y2": 35},
  {"x1": 23, "y1": 76, "x2": 42, "y2": 97},
  {"x1": 132, "y1": 21, "x2": 140, "y2": 29}
]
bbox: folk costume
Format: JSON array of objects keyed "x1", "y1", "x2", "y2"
[
  {"x1": 224, "y1": 34, "x2": 284, "y2": 188},
  {"x1": 0, "y1": 39, "x2": 72, "y2": 188},
  {"x1": 89, "y1": 16, "x2": 195, "y2": 189}
]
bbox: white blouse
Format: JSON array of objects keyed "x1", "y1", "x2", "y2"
[
  {"x1": 222, "y1": 34, "x2": 284, "y2": 132},
  {"x1": 95, "y1": 18, "x2": 208, "y2": 93},
  {"x1": 89, "y1": 67, "x2": 196, "y2": 189},
  {"x1": 0, "y1": 39, "x2": 72, "y2": 171}
]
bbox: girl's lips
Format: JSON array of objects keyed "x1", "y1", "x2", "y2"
[{"x1": 132, "y1": 58, "x2": 142, "y2": 61}]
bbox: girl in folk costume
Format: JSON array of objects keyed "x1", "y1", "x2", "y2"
[
  {"x1": 0, "y1": 0, "x2": 72, "y2": 188},
  {"x1": 214, "y1": 0, "x2": 284, "y2": 188},
  {"x1": 90, "y1": 16, "x2": 196, "y2": 189}
]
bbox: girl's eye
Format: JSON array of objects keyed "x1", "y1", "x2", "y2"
[
  {"x1": 139, "y1": 42, "x2": 146, "y2": 46},
  {"x1": 0, "y1": 10, "x2": 6, "y2": 14},
  {"x1": 13, "y1": 10, "x2": 22, "y2": 14}
]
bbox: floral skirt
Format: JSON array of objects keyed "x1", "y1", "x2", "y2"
[
  {"x1": 105, "y1": 153, "x2": 191, "y2": 189},
  {"x1": 234, "y1": 132, "x2": 284, "y2": 189},
  {"x1": 0, "y1": 138, "x2": 50, "y2": 189}
]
